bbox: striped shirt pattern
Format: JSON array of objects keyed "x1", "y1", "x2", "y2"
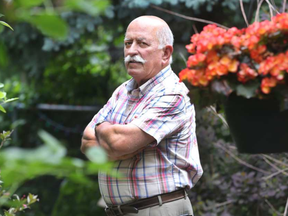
[{"x1": 90, "y1": 66, "x2": 203, "y2": 205}]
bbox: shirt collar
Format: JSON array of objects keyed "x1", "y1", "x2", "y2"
[{"x1": 126, "y1": 65, "x2": 172, "y2": 97}]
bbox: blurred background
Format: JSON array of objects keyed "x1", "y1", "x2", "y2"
[{"x1": 0, "y1": 0, "x2": 288, "y2": 215}]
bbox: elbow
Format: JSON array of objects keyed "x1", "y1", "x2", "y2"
[
  {"x1": 80, "y1": 138, "x2": 87, "y2": 154},
  {"x1": 80, "y1": 137, "x2": 95, "y2": 154}
]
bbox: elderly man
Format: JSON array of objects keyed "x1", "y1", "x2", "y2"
[{"x1": 81, "y1": 16, "x2": 203, "y2": 216}]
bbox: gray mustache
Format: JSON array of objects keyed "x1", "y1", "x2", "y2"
[{"x1": 124, "y1": 55, "x2": 146, "y2": 64}]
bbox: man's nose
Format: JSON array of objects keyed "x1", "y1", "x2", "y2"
[{"x1": 126, "y1": 43, "x2": 138, "y2": 56}]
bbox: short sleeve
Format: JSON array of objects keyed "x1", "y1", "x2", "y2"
[
  {"x1": 130, "y1": 93, "x2": 187, "y2": 144},
  {"x1": 89, "y1": 85, "x2": 122, "y2": 129}
]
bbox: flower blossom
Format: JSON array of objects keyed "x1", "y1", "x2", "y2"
[{"x1": 181, "y1": 13, "x2": 288, "y2": 96}]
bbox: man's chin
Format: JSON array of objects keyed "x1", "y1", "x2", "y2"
[{"x1": 127, "y1": 69, "x2": 142, "y2": 76}]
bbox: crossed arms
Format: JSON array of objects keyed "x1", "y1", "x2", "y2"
[{"x1": 81, "y1": 122, "x2": 155, "y2": 161}]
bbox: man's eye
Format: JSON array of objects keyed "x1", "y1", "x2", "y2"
[{"x1": 125, "y1": 42, "x2": 132, "y2": 46}]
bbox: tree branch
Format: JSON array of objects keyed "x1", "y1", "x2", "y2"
[
  {"x1": 206, "y1": 200, "x2": 235, "y2": 210},
  {"x1": 265, "y1": 199, "x2": 283, "y2": 216},
  {"x1": 262, "y1": 157, "x2": 288, "y2": 176},
  {"x1": 240, "y1": 0, "x2": 249, "y2": 26},
  {"x1": 261, "y1": 155, "x2": 288, "y2": 167},
  {"x1": 283, "y1": 0, "x2": 287, "y2": 12},
  {"x1": 215, "y1": 142, "x2": 270, "y2": 174},
  {"x1": 284, "y1": 197, "x2": 288, "y2": 216},
  {"x1": 150, "y1": 5, "x2": 229, "y2": 29},
  {"x1": 262, "y1": 168, "x2": 288, "y2": 181}
]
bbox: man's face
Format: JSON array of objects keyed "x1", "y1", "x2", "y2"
[{"x1": 124, "y1": 20, "x2": 163, "y2": 86}]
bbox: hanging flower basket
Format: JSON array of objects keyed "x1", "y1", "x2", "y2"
[
  {"x1": 180, "y1": 13, "x2": 288, "y2": 153},
  {"x1": 224, "y1": 93, "x2": 288, "y2": 153}
]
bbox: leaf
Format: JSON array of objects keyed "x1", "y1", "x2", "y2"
[
  {"x1": 0, "y1": 14, "x2": 4, "y2": 18},
  {"x1": 64, "y1": 0, "x2": 110, "y2": 16},
  {"x1": 27, "y1": 193, "x2": 38, "y2": 204},
  {"x1": 85, "y1": 146, "x2": 107, "y2": 164},
  {"x1": 0, "y1": 21, "x2": 13, "y2": 31},
  {"x1": 0, "y1": 42, "x2": 9, "y2": 67},
  {"x1": 38, "y1": 130, "x2": 66, "y2": 158},
  {"x1": 4, "y1": 98, "x2": 18, "y2": 103},
  {"x1": 0, "y1": 105, "x2": 6, "y2": 113},
  {"x1": 21, "y1": 13, "x2": 68, "y2": 40},
  {"x1": 235, "y1": 83, "x2": 259, "y2": 99},
  {"x1": 1, "y1": 131, "x2": 12, "y2": 140},
  {"x1": 14, "y1": 0, "x2": 45, "y2": 8},
  {"x1": 0, "y1": 83, "x2": 4, "y2": 88},
  {"x1": 0, "y1": 91, "x2": 6, "y2": 99},
  {"x1": 4, "y1": 211, "x2": 14, "y2": 216}
]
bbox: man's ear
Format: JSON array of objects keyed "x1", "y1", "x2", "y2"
[{"x1": 162, "y1": 45, "x2": 173, "y2": 64}]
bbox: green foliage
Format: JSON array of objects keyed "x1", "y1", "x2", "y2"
[
  {"x1": 0, "y1": 83, "x2": 37, "y2": 216},
  {"x1": 0, "y1": 83, "x2": 18, "y2": 114},
  {"x1": 0, "y1": 130, "x2": 112, "y2": 215},
  {"x1": 0, "y1": 130, "x2": 111, "y2": 187},
  {"x1": 0, "y1": 14, "x2": 13, "y2": 31},
  {"x1": 13, "y1": 0, "x2": 45, "y2": 8},
  {"x1": 85, "y1": 146, "x2": 107, "y2": 164},
  {"x1": 235, "y1": 82, "x2": 260, "y2": 99},
  {"x1": 0, "y1": 83, "x2": 17, "y2": 150},
  {"x1": 51, "y1": 179, "x2": 105, "y2": 216},
  {"x1": 1, "y1": 0, "x2": 110, "y2": 40},
  {"x1": 0, "y1": 130, "x2": 12, "y2": 149},
  {"x1": 20, "y1": 13, "x2": 68, "y2": 40},
  {"x1": 121, "y1": 0, "x2": 250, "y2": 13},
  {"x1": 64, "y1": 0, "x2": 111, "y2": 16},
  {"x1": 0, "y1": 21, "x2": 13, "y2": 31},
  {"x1": 0, "y1": 193, "x2": 39, "y2": 216}
]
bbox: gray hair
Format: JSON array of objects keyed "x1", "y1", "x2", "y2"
[{"x1": 156, "y1": 25, "x2": 174, "y2": 64}]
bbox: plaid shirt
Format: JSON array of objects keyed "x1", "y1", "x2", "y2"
[{"x1": 90, "y1": 66, "x2": 203, "y2": 205}]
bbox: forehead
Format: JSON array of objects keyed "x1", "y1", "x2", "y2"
[{"x1": 125, "y1": 20, "x2": 158, "y2": 41}]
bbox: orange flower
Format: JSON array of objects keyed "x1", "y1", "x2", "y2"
[
  {"x1": 180, "y1": 13, "x2": 288, "y2": 98},
  {"x1": 185, "y1": 44, "x2": 196, "y2": 54},
  {"x1": 219, "y1": 55, "x2": 231, "y2": 66},
  {"x1": 261, "y1": 77, "x2": 278, "y2": 94},
  {"x1": 179, "y1": 68, "x2": 190, "y2": 82},
  {"x1": 187, "y1": 53, "x2": 206, "y2": 67},
  {"x1": 228, "y1": 59, "x2": 239, "y2": 72},
  {"x1": 259, "y1": 52, "x2": 288, "y2": 77},
  {"x1": 237, "y1": 63, "x2": 258, "y2": 83},
  {"x1": 206, "y1": 50, "x2": 219, "y2": 63},
  {"x1": 219, "y1": 55, "x2": 239, "y2": 73},
  {"x1": 250, "y1": 45, "x2": 267, "y2": 63},
  {"x1": 217, "y1": 64, "x2": 229, "y2": 76},
  {"x1": 272, "y1": 13, "x2": 288, "y2": 30}
]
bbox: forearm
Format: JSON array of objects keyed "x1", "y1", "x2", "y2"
[
  {"x1": 96, "y1": 122, "x2": 154, "y2": 158},
  {"x1": 95, "y1": 122, "x2": 127, "y2": 157}
]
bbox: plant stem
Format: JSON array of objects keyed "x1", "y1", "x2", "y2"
[
  {"x1": 215, "y1": 141, "x2": 270, "y2": 174},
  {"x1": 255, "y1": 0, "x2": 265, "y2": 22},
  {"x1": 284, "y1": 197, "x2": 288, "y2": 216},
  {"x1": 240, "y1": 0, "x2": 249, "y2": 26},
  {"x1": 150, "y1": 5, "x2": 229, "y2": 29}
]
